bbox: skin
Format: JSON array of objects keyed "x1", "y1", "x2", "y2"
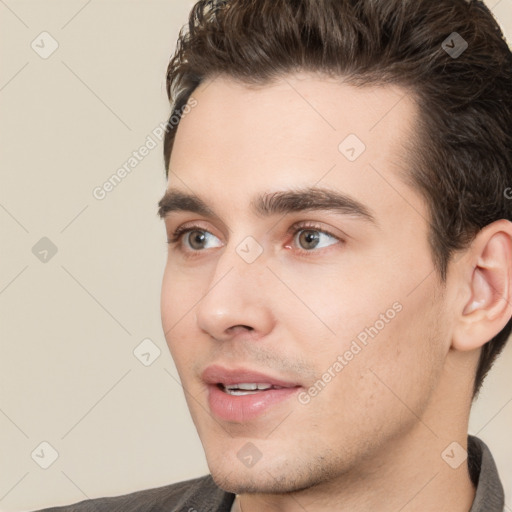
[{"x1": 159, "y1": 72, "x2": 512, "y2": 512}]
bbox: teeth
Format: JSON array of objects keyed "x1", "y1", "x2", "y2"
[
  {"x1": 225, "y1": 383, "x2": 274, "y2": 390},
  {"x1": 225, "y1": 388, "x2": 260, "y2": 396},
  {"x1": 222, "y1": 383, "x2": 283, "y2": 394},
  {"x1": 235, "y1": 383, "x2": 258, "y2": 390}
]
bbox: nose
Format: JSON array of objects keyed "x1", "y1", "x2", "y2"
[{"x1": 195, "y1": 245, "x2": 276, "y2": 342}]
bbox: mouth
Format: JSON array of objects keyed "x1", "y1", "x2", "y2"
[
  {"x1": 202, "y1": 364, "x2": 301, "y2": 388},
  {"x1": 217, "y1": 382, "x2": 290, "y2": 396},
  {"x1": 202, "y1": 365, "x2": 302, "y2": 422}
]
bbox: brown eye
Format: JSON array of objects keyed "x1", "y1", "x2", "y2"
[
  {"x1": 298, "y1": 230, "x2": 320, "y2": 250},
  {"x1": 293, "y1": 228, "x2": 339, "y2": 251},
  {"x1": 172, "y1": 227, "x2": 223, "y2": 252},
  {"x1": 186, "y1": 230, "x2": 208, "y2": 250}
]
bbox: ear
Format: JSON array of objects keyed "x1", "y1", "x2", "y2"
[{"x1": 452, "y1": 219, "x2": 512, "y2": 352}]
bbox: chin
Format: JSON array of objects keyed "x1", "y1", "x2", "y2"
[
  {"x1": 206, "y1": 452, "x2": 331, "y2": 495},
  {"x1": 209, "y1": 468, "x2": 297, "y2": 495}
]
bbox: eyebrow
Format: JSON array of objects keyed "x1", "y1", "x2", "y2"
[{"x1": 157, "y1": 187, "x2": 376, "y2": 225}]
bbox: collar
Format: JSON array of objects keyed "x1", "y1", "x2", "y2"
[{"x1": 468, "y1": 435, "x2": 505, "y2": 511}]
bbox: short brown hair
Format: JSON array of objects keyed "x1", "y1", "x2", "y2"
[{"x1": 162, "y1": 0, "x2": 512, "y2": 397}]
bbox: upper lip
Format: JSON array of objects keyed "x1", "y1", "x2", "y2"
[{"x1": 202, "y1": 364, "x2": 301, "y2": 388}]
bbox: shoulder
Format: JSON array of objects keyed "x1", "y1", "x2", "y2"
[{"x1": 29, "y1": 474, "x2": 235, "y2": 512}]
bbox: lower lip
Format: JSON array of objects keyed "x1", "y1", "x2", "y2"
[{"x1": 207, "y1": 384, "x2": 301, "y2": 422}]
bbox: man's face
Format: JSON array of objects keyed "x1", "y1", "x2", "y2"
[{"x1": 160, "y1": 73, "x2": 451, "y2": 493}]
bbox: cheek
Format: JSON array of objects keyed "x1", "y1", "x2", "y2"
[
  {"x1": 286, "y1": 253, "x2": 446, "y2": 406},
  {"x1": 330, "y1": 287, "x2": 445, "y2": 423},
  {"x1": 161, "y1": 259, "x2": 206, "y2": 321},
  {"x1": 269, "y1": 261, "x2": 398, "y2": 361},
  {"x1": 160, "y1": 263, "x2": 202, "y2": 361},
  {"x1": 299, "y1": 301, "x2": 446, "y2": 452}
]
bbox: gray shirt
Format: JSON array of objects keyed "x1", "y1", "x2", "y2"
[{"x1": 31, "y1": 435, "x2": 504, "y2": 512}]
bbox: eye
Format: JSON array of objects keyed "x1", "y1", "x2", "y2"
[
  {"x1": 291, "y1": 225, "x2": 341, "y2": 252},
  {"x1": 168, "y1": 226, "x2": 223, "y2": 251}
]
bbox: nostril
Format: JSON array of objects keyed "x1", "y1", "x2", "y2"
[{"x1": 228, "y1": 325, "x2": 253, "y2": 333}]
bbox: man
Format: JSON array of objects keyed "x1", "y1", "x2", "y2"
[{"x1": 34, "y1": 0, "x2": 511, "y2": 510}]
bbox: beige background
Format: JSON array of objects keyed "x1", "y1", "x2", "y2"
[{"x1": 0, "y1": 1, "x2": 511, "y2": 510}]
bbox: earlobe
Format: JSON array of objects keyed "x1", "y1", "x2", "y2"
[{"x1": 452, "y1": 220, "x2": 512, "y2": 352}]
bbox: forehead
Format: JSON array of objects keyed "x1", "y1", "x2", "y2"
[
  {"x1": 168, "y1": 72, "x2": 423, "y2": 220},
  {"x1": 173, "y1": 72, "x2": 416, "y2": 149}
]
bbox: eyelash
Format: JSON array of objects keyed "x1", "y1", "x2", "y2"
[{"x1": 167, "y1": 222, "x2": 343, "y2": 257}]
